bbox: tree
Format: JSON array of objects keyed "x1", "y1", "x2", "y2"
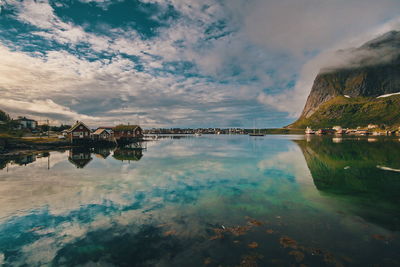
[{"x1": 0, "y1": 110, "x2": 10, "y2": 122}]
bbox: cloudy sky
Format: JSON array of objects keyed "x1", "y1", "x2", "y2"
[{"x1": 0, "y1": 0, "x2": 400, "y2": 127}]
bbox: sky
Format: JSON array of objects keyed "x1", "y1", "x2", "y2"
[{"x1": 0, "y1": 0, "x2": 400, "y2": 128}]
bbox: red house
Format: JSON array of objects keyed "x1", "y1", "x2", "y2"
[
  {"x1": 66, "y1": 121, "x2": 92, "y2": 142},
  {"x1": 113, "y1": 125, "x2": 143, "y2": 141}
]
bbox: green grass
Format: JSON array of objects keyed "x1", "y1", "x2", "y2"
[{"x1": 290, "y1": 95, "x2": 400, "y2": 129}]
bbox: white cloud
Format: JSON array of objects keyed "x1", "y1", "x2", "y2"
[{"x1": 1, "y1": 0, "x2": 400, "y2": 126}]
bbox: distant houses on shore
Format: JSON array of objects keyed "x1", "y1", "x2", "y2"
[
  {"x1": 65, "y1": 121, "x2": 143, "y2": 144},
  {"x1": 305, "y1": 124, "x2": 400, "y2": 136}
]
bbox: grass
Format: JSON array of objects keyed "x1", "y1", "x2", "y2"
[
  {"x1": 290, "y1": 95, "x2": 400, "y2": 129},
  {"x1": 21, "y1": 137, "x2": 64, "y2": 143}
]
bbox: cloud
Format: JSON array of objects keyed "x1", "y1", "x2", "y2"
[
  {"x1": 239, "y1": 0, "x2": 400, "y2": 55},
  {"x1": 258, "y1": 17, "x2": 400, "y2": 118},
  {"x1": 1, "y1": 0, "x2": 400, "y2": 126}
]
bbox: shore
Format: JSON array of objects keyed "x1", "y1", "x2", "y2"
[{"x1": 0, "y1": 135, "x2": 71, "y2": 156}]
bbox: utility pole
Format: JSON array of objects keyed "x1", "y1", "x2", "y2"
[{"x1": 47, "y1": 120, "x2": 50, "y2": 138}]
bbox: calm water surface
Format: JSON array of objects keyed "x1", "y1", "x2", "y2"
[{"x1": 0, "y1": 135, "x2": 399, "y2": 266}]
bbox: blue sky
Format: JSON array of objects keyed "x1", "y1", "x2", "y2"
[{"x1": 0, "y1": 0, "x2": 400, "y2": 127}]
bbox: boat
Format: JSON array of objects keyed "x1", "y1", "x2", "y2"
[
  {"x1": 249, "y1": 133, "x2": 265, "y2": 136},
  {"x1": 249, "y1": 119, "x2": 264, "y2": 136},
  {"x1": 194, "y1": 132, "x2": 202, "y2": 136}
]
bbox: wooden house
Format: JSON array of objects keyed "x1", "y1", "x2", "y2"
[
  {"x1": 113, "y1": 125, "x2": 143, "y2": 141},
  {"x1": 66, "y1": 121, "x2": 92, "y2": 142},
  {"x1": 92, "y1": 128, "x2": 112, "y2": 141}
]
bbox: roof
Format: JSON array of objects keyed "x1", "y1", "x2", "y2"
[
  {"x1": 98, "y1": 126, "x2": 114, "y2": 129},
  {"x1": 17, "y1": 117, "x2": 37, "y2": 122},
  {"x1": 113, "y1": 125, "x2": 141, "y2": 131},
  {"x1": 67, "y1": 121, "x2": 91, "y2": 133},
  {"x1": 93, "y1": 128, "x2": 110, "y2": 135}
]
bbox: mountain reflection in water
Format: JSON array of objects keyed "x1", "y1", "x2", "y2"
[
  {"x1": 296, "y1": 137, "x2": 400, "y2": 231},
  {"x1": 0, "y1": 135, "x2": 399, "y2": 266}
]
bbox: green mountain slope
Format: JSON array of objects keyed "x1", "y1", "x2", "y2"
[{"x1": 291, "y1": 95, "x2": 400, "y2": 129}]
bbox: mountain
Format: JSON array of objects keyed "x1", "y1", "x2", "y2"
[{"x1": 290, "y1": 31, "x2": 400, "y2": 129}]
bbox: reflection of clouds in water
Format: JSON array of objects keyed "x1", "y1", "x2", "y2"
[
  {"x1": 21, "y1": 237, "x2": 58, "y2": 266},
  {"x1": 0, "y1": 136, "x2": 310, "y2": 266},
  {"x1": 0, "y1": 137, "x2": 294, "y2": 221},
  {"x1": 144, "y1": 136, "x2": 247, "y2": 159}
]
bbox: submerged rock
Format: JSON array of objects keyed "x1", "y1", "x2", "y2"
[
  {"x1": 247, "y1": 242, "x2": 258, "y2": 249},
  {"x1": 279, "y1": 236, "x2": 298, "y2": 249}
]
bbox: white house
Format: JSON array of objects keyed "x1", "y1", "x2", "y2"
[{"x1": 16, "y1": 117, "x2": 37, "y2": 129}]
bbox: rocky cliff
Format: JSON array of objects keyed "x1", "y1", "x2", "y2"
[{"x1": 291, "y1": 31, "x2": 400, "y2": 128}]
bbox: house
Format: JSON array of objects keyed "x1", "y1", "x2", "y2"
[
  {"x1": 16, "y1": 117, "x2": 37, "y2": 129},
  {"x1": 92, "y1": 128, "x2": 112, "y2": 141},
  {"x1": 305, "y1": 127, "x2": 315, "y2": 134},
  {"x1": 66, "y1": 121, "x2": 92, "y2": 142},
  {"x1": 113, "y1": 125, "x2": 143, "y2": 141},
  {"x1": 332, "y1": 126, "x2": 344, "y2": 134}
]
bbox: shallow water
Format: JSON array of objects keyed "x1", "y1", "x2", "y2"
[{"x1": 0, "y1": 135, "x2": 399, "y2": 266}]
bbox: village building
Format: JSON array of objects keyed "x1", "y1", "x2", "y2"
[
  {"x1": 368, "y1": 124, "x2": 379, "y2": 129},
  {"x1": 92, "y1": 128, "x2": 112, "y2": 141},
  {"x1": 113, "y1": 125, "x2": 143, "y2": 141},
  {"x1": 305, "y1": 127, "x2": 315, "y2": 134},
  {"x1": 66, "y1": 121, "x2": 92, "y2": 142},
  {"x1": 332, "y1": 126, "x2": 344, "y2": 134},
  {"x1": 16, "y1": 117, "x2": 37, "y2": 129}
]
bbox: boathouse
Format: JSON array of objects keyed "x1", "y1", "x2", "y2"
[
  {"x1": 113, "y1": 125, "x2": 143, "y2": 141},
  {"x1": 92, "y1": 128, "x2": 112, "y2": 141}
]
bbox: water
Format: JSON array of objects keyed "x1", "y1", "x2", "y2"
[{"x1": 0, "y1": 135, "x2": 399, "y2": 266}]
